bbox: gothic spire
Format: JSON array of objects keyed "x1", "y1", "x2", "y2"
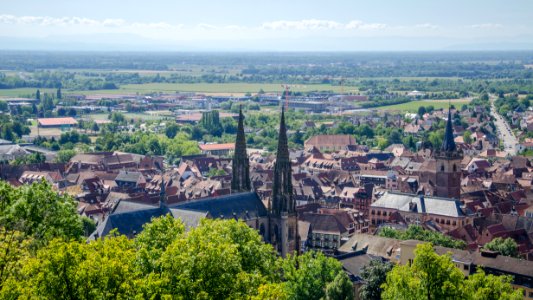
[
  {"x1": 441, "y1": 107, "x2": 457, "y2": 153},
  {"x1": 277, "y1": 107, "x2": 289, "y2": 160},
  {"x1": 272, "y1": 107, "x2": 294, "y2": 216},
  {"x1": 231, "y1": 106, "x2": 251, "y2": 193},
  {"x1": 159, "y1": 177, "x2": 166, "y2": 208}
]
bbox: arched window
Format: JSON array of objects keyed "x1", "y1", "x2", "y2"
[
  {"x1": 441, "y1": 165, "x2": 445, "y2": 172},
  {"x1": 453, "y1": 164, "x2": 457, "y2": 172}
]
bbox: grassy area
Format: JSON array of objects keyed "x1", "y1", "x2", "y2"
[
  {"x1": 378, "y1": 99, "x2": 471, "y2": 112},
  {"x1": 0, "y1": 88, "x2": 56, "y2": 98},
  {"x1": 0, "y1": 83, "x2": 359, "y2": 97},
  {"x1": 87, "y1": 112, "x2": 170, "y2": 121},
  {"x1": 84, "y1": 83, "x2": 358, "y2": 94}
]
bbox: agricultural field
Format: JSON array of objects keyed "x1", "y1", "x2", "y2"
[
  {"x1": 76, "y1": 83, "x2": 357, "y2": 95},
  {"x1": 0, "y1": 88, "x2": 56, "y2": 98},
  {"x1": 87, "y1": 112, "x2": 171, "y2": 122},
  {"x1": 379, "y1": 99, "x2": 471, "y2": 112}
]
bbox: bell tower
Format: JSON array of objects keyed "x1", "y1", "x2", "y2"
[
  {"x1": 269, "y1": 108, "x2": 298, "y2": 257},
  {"x1": 435, "y1": 108, "x2": 462, "y2": 199}
]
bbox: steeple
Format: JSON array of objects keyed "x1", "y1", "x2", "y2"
[
  {"x1": 159, "y1": 178, "x2": 166, "y2": 208},
  {"x1": 271, "y1": 108, "x2": 294, "y2": 216},
  {"x1": 441, "y1": 108, "x2": 457, "y2": 153},
  {"x1": 231, "y1": 106, "x2": 251, "y2": 193}
]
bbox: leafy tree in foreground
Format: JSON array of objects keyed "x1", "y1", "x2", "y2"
[
  {"x1": 324, "y1": 272, "x2": 354, "y2": 300},
  {"x1": 382, "y1": 243, "x2": 523, "y2": 300},
  {"x1": 0, "y1": 180, "x2": 85, "y2": 246},
  {"x1": 359, "y1": 259, "x2": 393, "y2": 300},
  {"x1": 282, "y1": 251, "x2": 349, "y2": 300}
]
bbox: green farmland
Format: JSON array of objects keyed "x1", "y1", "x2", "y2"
[{"x1": 379, "y1": 99, "x2": 471, "y2": 112}]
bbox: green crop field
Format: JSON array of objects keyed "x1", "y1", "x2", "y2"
[
  {"x1": 378, "y1": 99, "x2": 471, "y2": 112},
  {"x1": 87, "y1": 112, "x2": 170, "y2": 121},
  {"x1": 116, "y1": 83, "x2": 358, "y2": 94},
  {"x1": 0, "y1": 88, "x2": 57, "y2": 98},
  {"x1": 0, "y1": 83, "x2": 358, "y2": 97}
]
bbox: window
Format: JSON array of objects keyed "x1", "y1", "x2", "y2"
[
  {"x1": 441, "y1": 165, "x2": 445, "y2": 172},
  {"x1": 453, "y1": 164, "x2": 457, "y2": 172},
  {"x1": 464, "y1": 265, "x2": 469, "y2": 271}
]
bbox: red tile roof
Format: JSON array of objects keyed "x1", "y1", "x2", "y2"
[
  {"x1": 198, "y1": 143, "x2": 235, "y2": 151},
  {"x1": 38, "y1": 117, "x2": 78, "y2": 126}
]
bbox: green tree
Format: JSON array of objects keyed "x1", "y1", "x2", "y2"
[
  {"x1": 382, "y1": 243, "x2": 523, "y2": 300},
  {"x1": 324, "y1": 272, "x2": 354, "y2": 300},
  {"x1": 91, "y1": 122, "x2": 99, "y2": 133},
  {"x1": 484, "y1": 237, "x2": 519, "y2": 258},
  {"x1": 36, "y1": 89, "x2": 41, "y2": 101},
  {"x1": 464, "y1": 130, "x2": 473, "y2": 144},
  {"x1": 378, "y1": 225, "x2": 466, "y2": 249},
  {"x1": 282, "y1": 251, "x2": 348, "y2": 300},
  {"x1": 382, "y1": 243, "x2": 467, "y2": 300},
  {"x1": 418, "y1": 106, "x2": 427, "y2": 117},
  {"x1": 56, "y1": 88, "x2": 62, "y2": 99},
  {"x1": 9, "y1": 236, "x2": 137, "y2": 299},
  {"x1": 0, "y1": 180, "x2": 84, "y2": 245},
  {"x1": 207, "y1": 168, "x2": 226, "y2": 177},
  {"x1": 55, "y1": 149, "x2": 77, "y2": 163},
  {"x1": 165, "y1": 123, "x2": 180, "y2": 139},
  {"x1": 465, "y1": 269, "x2": 522, "y2": 300},
  {"x1": 359, "y1": 259, "x2": 393, "y2": 300},
  {"x1": 134, "y1": 214, "x2": 185, "y2": 274}
]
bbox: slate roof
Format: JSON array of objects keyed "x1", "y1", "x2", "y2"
[
  {"x1": 371, "y1": 191, "x2": 464, "y2": 218},
  {"x1": 91, "y1": 192, "x2": 267, "y2": 239},
  {"x1": 302, "y1": 213, "x2": 348, "y2": 234},
  {"x1": 0, "y1": 144, "x2": 29, "y2": 156},
  {"x1": 115, "y1": 171, "x2": 144, "y2": 183},
  {"x1": 171, "y1": 192, "x2": 268, "y2": 220},
  {"x1": 441, "y1": 109, "x2": 457, "y2": 152}
]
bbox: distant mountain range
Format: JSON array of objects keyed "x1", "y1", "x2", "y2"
[{"x1": 1, "y1": 34, "x2": 532, "y2": 52}]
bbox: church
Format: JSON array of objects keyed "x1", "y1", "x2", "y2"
[
  {"x1": 369, "y1": 108, "x2": 471, "y2": 232},
  {"x1": 91, "y1": 107, "x2": 299, "y2": 257}
]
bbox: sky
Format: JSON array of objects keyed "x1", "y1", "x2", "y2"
[{"x1": 1, "y1": 0, "x2": 533, "y2": 51}]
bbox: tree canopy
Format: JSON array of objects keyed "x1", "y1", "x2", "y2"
[
  {"x1": 378, "y1": 225, "x2": 467, "y2": 249},
  {"x1": 382, "y1": 243, "x2": 523, "y2": 300},
  {"x1": 0, "y1": 207, "x2": 350, "y2": 299}
]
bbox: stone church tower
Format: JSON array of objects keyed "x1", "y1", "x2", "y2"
[
  {"x1": 269, "y1": 108, "x2": 299, "y2": 257},
  {"x1": 435, "y1": 108, "x2": 462, "y2": 199},
  {"x1": 231, "y1": 107, "x2": 251, "y2": 193}
]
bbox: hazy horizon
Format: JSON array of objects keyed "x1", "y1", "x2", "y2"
[{"x1": 2, "y1": 0, "x2": 533, "y2": 51}]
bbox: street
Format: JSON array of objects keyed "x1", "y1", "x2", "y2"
[{"x1": 490, "y1": 96, "x2": 518, "y2": 156}]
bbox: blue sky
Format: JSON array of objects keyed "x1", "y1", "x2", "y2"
[{"x1": 1, "y1": 0, "x2": 532, "y2": 51}]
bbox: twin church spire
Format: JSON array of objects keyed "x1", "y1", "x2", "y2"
[{"x1": 231, "y1": 106, "x2": 293, "y2": 209}]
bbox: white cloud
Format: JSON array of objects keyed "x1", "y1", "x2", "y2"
[
  {"x1": 469, "y1": 23, "x2": 503, "y2": 29},
  {"x1": 261, "y1": 19, "x2": 342, "y2": 30},
  {"x1": 345, "y1": 20, "x2": 387, "y2": 30},
  {"x1": 415, "y1": 23, "x2": 439, "y2": 30},
  {"x1": 0, "y1": 14, "x2": 181, "y2": 30},
  {"x1": 260, "y1": 19, "x2": 387, "y2": 31}
]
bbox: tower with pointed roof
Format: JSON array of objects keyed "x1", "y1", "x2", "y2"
[
  {"x1": 269, "y1": 108, "x2": 298, "y2": 257},
  {"x1": 232, "y1": 106, "x2": 252, "y2": 193},
  {"x1": 159, "y1": 178, "x2": 166, "y2": 208},
  {"x1": 435, "y1": 108, "x2": 463, "y2": 199}
]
